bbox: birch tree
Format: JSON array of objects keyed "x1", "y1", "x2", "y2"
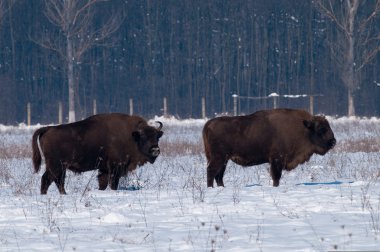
[
  {"x1": 31, "y1": 0, "x2": 123, "y2": 122},
  {"x1": 313, "y1": 0, "x2": 380, "y2": 116}
]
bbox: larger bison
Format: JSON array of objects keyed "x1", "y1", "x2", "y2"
[
  {"x1": 32, "y1": 113, "x2": 163, "y2": 194},
  {"x1": 203, "y1": 108, "x2": 336, "y2": 187}
]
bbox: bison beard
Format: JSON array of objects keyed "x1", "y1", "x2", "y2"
[
  {"x1": 203, "y1": 108, "x2": 336, "y2": 187},
  {"x1": 32, "y1": 113, "x2": 163, "y2": 194}
]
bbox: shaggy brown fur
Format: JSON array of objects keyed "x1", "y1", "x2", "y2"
[
  {"x1": 32, "y1": 113, "x2": 163, "y2": 194},
  {"x1": 203, "y1": 108, "x2": 336, "y2": 187}
]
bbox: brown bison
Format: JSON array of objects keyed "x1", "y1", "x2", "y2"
[
  {"x1": 32, "y1": 113, "x2": 163, "y2": 194},
  {"x1": 203, "y1": 108, "x2": 336, "y2": 187}
]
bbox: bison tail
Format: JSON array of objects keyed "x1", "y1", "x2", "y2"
[{"x1": 32, "y1": 127, "x2": 49, "y2": 173}]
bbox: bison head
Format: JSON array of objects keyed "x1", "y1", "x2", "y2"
[
  {"x1": 303, "y1": 116, "x2": 336, "y2": 155},
  {"x1": 132, "y1": 121, "x2": 164, "y2": 163}
]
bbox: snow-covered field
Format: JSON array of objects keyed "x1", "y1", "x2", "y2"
[{"x1": 0, "y1": 116, "x2": 379, "y2": 251}]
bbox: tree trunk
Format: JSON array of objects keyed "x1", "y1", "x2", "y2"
[
  {"x1": 345, "y1": 0, "x2": 358, "y2": 117},
  {"x1": 67, "y1": 36, "x2": 76, "y2": 122}
]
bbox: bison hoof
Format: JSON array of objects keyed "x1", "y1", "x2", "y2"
[{"x1": 272, "y1": 181, "x2": 280, "y2": 187}]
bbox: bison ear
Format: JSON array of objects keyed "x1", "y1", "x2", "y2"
[
  {"x1": 132, "y1": 131, "x2": 140, "y2": 142},
  {"x1": 303, "y1": 120, "x2": 314, "y2": 130}
]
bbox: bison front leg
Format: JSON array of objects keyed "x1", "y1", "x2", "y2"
[
  {"x1": 269, "y1": 158, "x2": 283, "y2": 187},
  {"x1": 108, "y1": 164, "x2": 124, "y2": 190},
  {"x1": 97, "y1": 171, "x2": 109, "y2": 190},
  {"x1": 110, "y1": 173, "x2": 121, "y2": 190}
]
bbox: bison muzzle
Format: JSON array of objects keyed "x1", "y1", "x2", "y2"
[
  {"x1": 32, "y1": 113, "x2": 163, "y2": 194},
  {"x1": 203, "y1": 108, "x2": 336, "y2": 187}
]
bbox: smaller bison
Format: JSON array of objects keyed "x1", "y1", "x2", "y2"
[
  {"x1": 203, "y1": 108, "x2": 336, "y2": 187},
  {"x1": 32, "y1": 113, "x2": 163, "y2": 194}
]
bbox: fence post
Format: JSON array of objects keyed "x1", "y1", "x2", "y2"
[
  {"x1": 232, "y1": 94, "x2": 238, "y2": 116},
  {"x1": 273, "y1": 97, "x2": 277, "y2": 109},
  {"x1": 58, "y1": 101, "x2": 63, "y2": 124},
  {"x1": 93, "y1": 99, "x2": 97, "y2": 115},
  {"x1": 163, "y1": 97, "x2": 168, "y2": 117},
  {"x1": 309, "y1": 96, "x2": 314, "y2": 115},
  {"x1": 129, "y1": 98, "x2": 133, "y2": 115},
  {"x1": 27, "y1": 102, "x2": 31, "y2": 126},
  {"x1": 202, "y1": 97, "x2": 206, "y2": 119},
  {"x1": 268, "y1": 93, "x2": 279, "y2": 109}
]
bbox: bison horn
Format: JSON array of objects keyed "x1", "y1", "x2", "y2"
[{"x1": 156, "y1": 121, "x2": 163, "y2": 131}]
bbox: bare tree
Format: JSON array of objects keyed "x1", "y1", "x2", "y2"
[
  {"x1": 0, "y1": 0, "x2": 14, "y2": 25},
  {"x1": 0, "y1": 1, "x2": 4, "y2": 24},
  {"x1": 31, "y1": 0, "x2": 124, "y2": 122},
  {"x1": 313, "y1": 0, "x2": 380, "y2": 116}
]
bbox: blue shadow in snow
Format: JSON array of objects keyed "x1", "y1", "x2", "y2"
[
  {"x1": 245, "y1": 183, "x2": 263, "y2": 187},
  {"x1": 295, "y1": 181, "x2": 354, "y2": 186},
  {"x1": 245, "y1": 181, "x2": 354, "y2": 187},
  {"x1": 118, "y1": 185, "x2": 143, "y2": 191}
]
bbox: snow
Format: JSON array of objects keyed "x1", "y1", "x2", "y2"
[
  {"x1": 0, "y1": 116, "x2": 379, "y2": 251},
  {"x1": 268, "y1": 92, "x2": 279, "y2": 97}
]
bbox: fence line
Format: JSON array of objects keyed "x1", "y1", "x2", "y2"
[
  {"x1": 232, "y1": 93, "x2": 323, "y2": 116},
  {"x1": 25, "y1": 95, "x2": 321, "y2": 125}
]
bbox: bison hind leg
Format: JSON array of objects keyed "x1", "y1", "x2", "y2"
[
  {"x1": 41, "y1": 171, "x2": 54, "y2": 194},
  {"x1": 207, "y1": 157, "x2": 227, "y2": 187},
  {"x1": 53, "y1": 169, "x2": 67, "y2": 194},
  {"x1": 41, "y1": 161, "x2": 68, "y2": 194},
  {"x1": 215, "y1": 163, "x2": 227, "y2": 187}
]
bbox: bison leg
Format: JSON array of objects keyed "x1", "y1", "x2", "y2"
[
  {"x1": 53, "y1": 169, "x2": 67, "y2": 194},
  {"x1": 110, "y1": 174, "x2": 121, "y2": 190},
  {"x1": 269, "y1": 159, "x2": 283, "y2": 187},
  {"x1": 215, "y1": 163, "x2": 227, "y2": 187},
  {"x1": 97, "y1": 171, "x2": 109, "y2": 190},
  {"x1": 41, "y1": 171, "x2": 54, "y2": 194},
  {"x1": 207, "y1": 158, "x2": 227, "y2": 187},
  {"x1": 109, "y1": 166, "x2": 123, "y2": 190}
]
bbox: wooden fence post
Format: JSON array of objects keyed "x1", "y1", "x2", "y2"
[
  {"x1": 93, "y1": 99, "x2": 97, "y2": 115},
  {"x1": 27, "y1": 102, "x2": 31, "y2": 126},
  {"x1": 202, "y1": 97, "x2": 206, "y2": 119},
  {"x1": 268, "y1": 93, "x2": 279, "y2": 109},
  {"x1": 273, "y1": 97, "x2": 277, "y2": 109},
  {"x1": 163, "y1": 97, "x2": 168, "y2": 117},
  {"x1": 58, "y1": 101, "x2": 63, "y2": 124},
  {"x1": 129, "y1": 98, "x2": 133, "y2": 115},
  {"x1": 232, "y1": 94, "x2": 238, "y2": 116},
  {"x1": 309, "y1": 96, "x2": 314, "y2": 115}
]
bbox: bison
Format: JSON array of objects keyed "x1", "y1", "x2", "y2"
[
  {"x1": 32, "y1": 113, "x2": 163, "y2": 194},
  {"x1": 203, "y1": 108, "x2": 336, "y2": 187}
]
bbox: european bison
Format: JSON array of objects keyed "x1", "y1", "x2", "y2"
[
  {"x1": 32, "y1": 113, "x2": 163, "y2": 194},
  {"x1": 203, "y1": 108, "x2": 336, "y2": 187}
]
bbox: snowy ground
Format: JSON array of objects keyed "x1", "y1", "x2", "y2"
[{"x1": 0, "y1": 116, "x2": 379, "y2": 251}]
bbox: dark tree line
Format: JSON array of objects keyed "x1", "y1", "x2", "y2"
[{"x1": 0, "y1": 0, "x2": 379, "y2": 124}]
